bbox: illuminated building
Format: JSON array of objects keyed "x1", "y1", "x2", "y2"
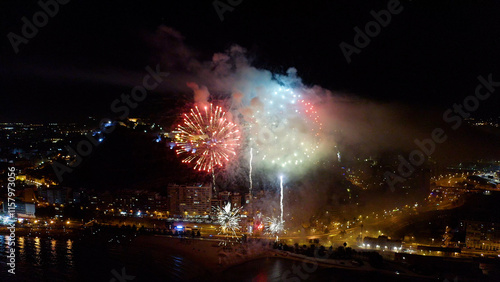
[
  {"x1": 167, "y1": 184, "x2": 212, "y2": 216},
  {"x1": 1, "y1": 201, "x2": 35, "y2": 218},
  {"x1": 363, "y1": 236, "x2": 402, "y2": 250},
  {"x1": 464, "y1": 220, "x2": 500, "y2": 251},
  {"x1": 46, "y1": 187, "x2": 70, "y2": 204},
  {"x1": 231, "y1": 193, "x2": 242, "y2": 209}
]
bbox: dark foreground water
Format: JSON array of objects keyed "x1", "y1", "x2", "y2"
[
  {"x1": 0, "y1": 235, "x2": 432, "y2": 282},
  {"x1": 214, "y1": 258, "x2": 434, "y2": 282}
]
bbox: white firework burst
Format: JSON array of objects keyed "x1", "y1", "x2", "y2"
[
  {"x1": 266, "y1": 216, "x2": 284, "y2": 238},
  {"x1": 215, "y1": 203, "x2": 242, "y2": 243}
]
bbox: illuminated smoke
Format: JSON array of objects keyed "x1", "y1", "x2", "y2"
[
  {"x1": 241, "y1": 83, "x2": 323, "y2": 174},
  {"x1": 249, "y1": 147, "x2": 253, "y2": 201}
]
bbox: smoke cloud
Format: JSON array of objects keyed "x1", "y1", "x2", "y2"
[{"x1": 147, "y1": 26, "x2": 500, "y2": 230}]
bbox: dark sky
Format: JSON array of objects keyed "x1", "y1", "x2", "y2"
[{"x1": 1, "y1": 0, "x2": 500, "y2": 122}]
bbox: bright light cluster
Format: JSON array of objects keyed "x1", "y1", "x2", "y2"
[
  {"x1": 266, "y1": 216, "x2": 284, "y2": 236},
  {"x1": 175, "y1": 104, "x2": 240, "y2": 172},
  {"x1": 247, "y1": 86, "x2": 322, "y2": 170},
  {"x1": 215, "y1": 203, "x2": 242, "y2": 242}
]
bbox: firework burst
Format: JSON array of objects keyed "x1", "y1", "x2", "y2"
[
  {"x1": 265, "y1": 216, "x2": 284, "y2": 241},
  {"x1": 266, "y1": 217, "x2": 284, "y2": 234},
  {"x1": 175, "y1": 103, "x2": 240, "y2": 172},
  {"x1": 215, "y1": 203, "x2": 242, "y2": 244},
  {"x1": 247, "y1": 86, "x2": 322, "y2": 171}
]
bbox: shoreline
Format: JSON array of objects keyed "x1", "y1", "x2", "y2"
[
  {"x1": 132, "y1": 235, "x2": 274, "y2": 274},
  {"x1": 133, "y1": 235, "x2": 446, "y2": 280},
  {"x1": 0, "y1": 227, "x2": 77, "y2": 238}
]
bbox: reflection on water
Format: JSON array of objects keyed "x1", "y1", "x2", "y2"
[
  {"x1": 216, "y1": 258, "x2": 295, "y2": 282},
  {"x1": 0, "y1": 235, "x2": 430, "y2": 281},
  {"x1": 18, "y1": 237, "x2": 24, "y2": 260},
  {"x1": 34, "y1": 237, "x2": 41, "y2": 266},
  {"x1": 0, "y1": 235, "x2": 204, "y2": 281},
  {"x1": 217, "y1": 257, "x2": 431, "y2": 282},
  {"x1": 0, "y1": 235, "x2": 77, "y2": 281},
  {"x1": 66, "y1": 239, "x2": 73, "y2": 267},
  {"x1": 50, "y1": 239, "x2": 57, "y2": 265}
]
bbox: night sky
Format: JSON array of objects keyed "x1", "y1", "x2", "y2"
[{"x1": 1, "y1": 0, "x2": 500, "y2": 122}]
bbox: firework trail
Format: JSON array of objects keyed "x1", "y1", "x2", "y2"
[
  {"x1": 175, "y1": 103, "x2": 241, "y2": 173},
  {"x1": 212, "y1": 168, "x2": 216, "y2": 194},
  {"x1": 215, "y1": 202, "x2": 242, "y2": 245},
  {"x1": 249, "y1": 147, "x2": 253, "y2": 202},
  {"x1": 280, "y1": 175, "x2": 284, "y2": 223}
]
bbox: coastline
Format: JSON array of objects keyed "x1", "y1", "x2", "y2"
[
  {"x1": 0, "y1": 226, "x2": 77, "y2": 238},
  {"x1": 131, "y1": 235, "x2": 273, "y2": 274},
  {"x1": 132, "y1": 235, "x2": 447, "y2": 281}
]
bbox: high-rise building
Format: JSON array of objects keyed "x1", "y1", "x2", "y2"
[
  {"x1": 181, "y1": 184, "x2": 212, "y2": 215},
  {"x1": 231, "y1": 192, "x2": 242, "y2": 209},
  {"x1": 211, "y1": 198, "x2": 222, "y2": 213},
  {"x1": 46, "y1": 187, "x2": 69, "y2": 204},
  {"x1": 167, "y1": 184, "x2": 181, "y2": 215},
  {"x1": 244, "y1": 193, "x2": 251, "y2": 205},
  {"x1": 20, "y1": 187, "x2": 37, "y2": 203},
  {"x1": 2, "y1": 201, "x2": 35, "y2": 218},
  {"x1": 464, "y1": 220, "x2": 500, "y2": 251},
  {"x1": 167, "y1": 184, "x2": 212, "y2": 216},
  {"x1": 219, "y1": 191, "x2": 231, "y2": 206}
]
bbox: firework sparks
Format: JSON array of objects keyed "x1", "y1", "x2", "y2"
[
  {"x1": 266, "y1": 216, "x2": 284, "y2": 241},
  {"x1": 247, "y1": 86, "x2": 322, "y2": 171},
  {"x1": 215, "y1": 202, "x2": 242, "y2": 243},
  {"x1": 175, "y1": 103, "x2": 240, "y2": 172}
]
